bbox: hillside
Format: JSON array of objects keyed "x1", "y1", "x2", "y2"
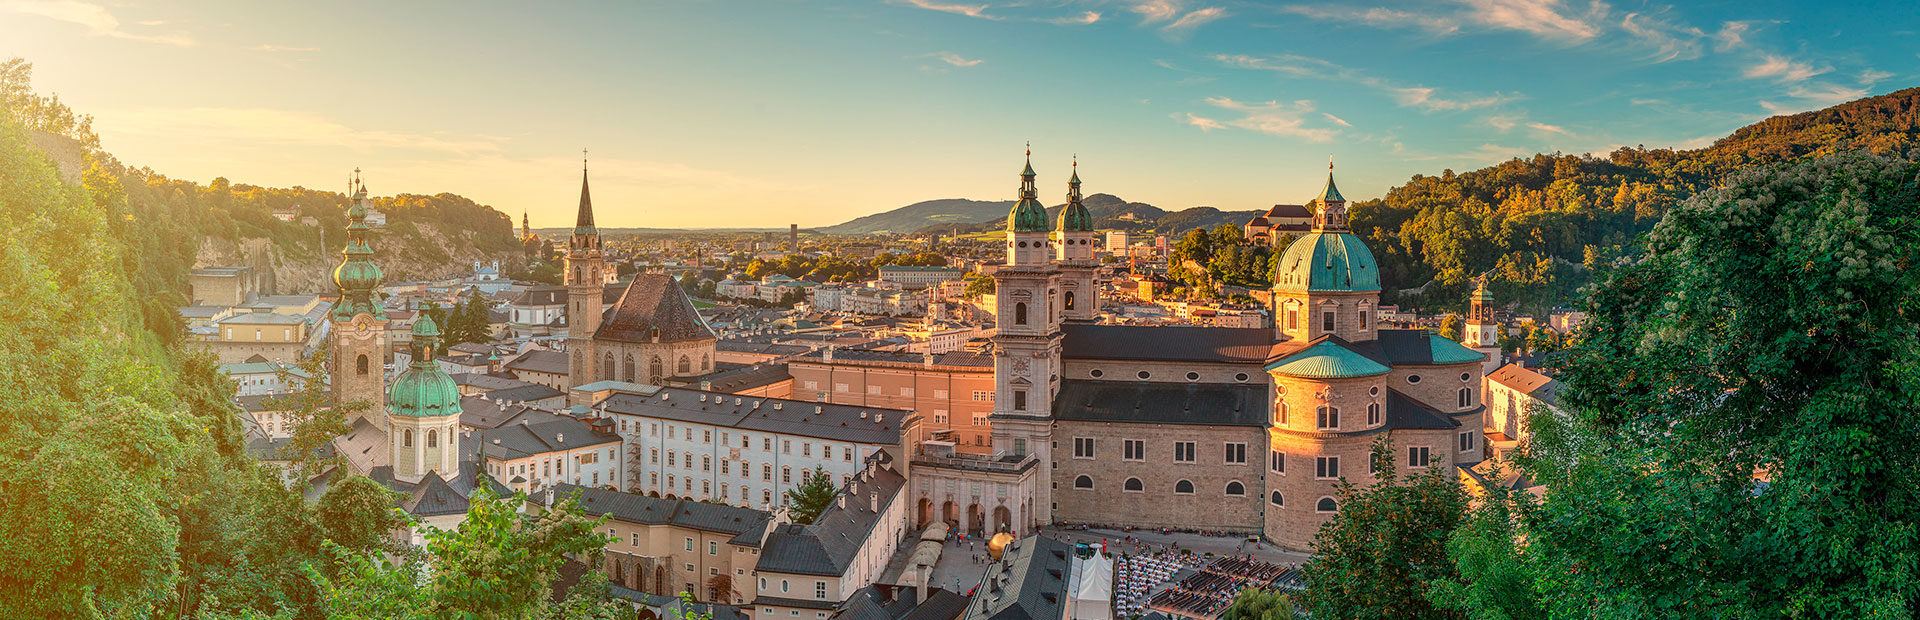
[
  {"x1": 820, "y1": 198, "x2": 1013, "y2": 234},
  {"x1": 1351, "y1": 85, "x2": 1920, "y2": 313},
  {"x1": 833, "y1": 191, "x2": 1261, "y2": 238}
]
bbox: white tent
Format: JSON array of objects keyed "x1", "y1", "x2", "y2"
[{"x1": 1071, "y1": 553, "x2": 1114, "y2": 620}]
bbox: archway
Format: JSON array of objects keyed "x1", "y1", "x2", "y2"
[
  {"x1": 917, "y1": 498, "x2": 934, "y2": 529},
  {"x1": 993, "y1": 505, "x2": 1012, "y2": 533},
  {"x1": 942, "y1": 501, "x2": 959, "y2": 530},
  {"x1": 967, "y1": 504, "x2": 985, "y2": 537}
]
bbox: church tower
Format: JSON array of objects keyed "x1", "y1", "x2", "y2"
[
  {"x1": 566, "y1": 155, "x2": 607, "y2": 401},
  {"x1": 1271, "y1": 162, "x2": 1379, "y2": 343},
  {"x1": 388, "y1": 309, "x2": 463, "y2": 483},
  {"x1": 1464, "y1": 276, "x2": 1503, "y2": 375},
  {"x1": 1053, "y1": 158, "x2": 1100, "y2": 321},
  {"x1": 331, "y1": 170, "x2": 389, "y2": 430},
  {"x1": 991, "y1": 147, "x2": 1063, "y2": 526}
]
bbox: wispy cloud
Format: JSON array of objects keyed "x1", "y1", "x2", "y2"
[
  {"x1": 1629, "y1": 98, "x2": 1665, "y2": 105},
  {"x1": 934, "y1": 52, "x2": 984, "y2": 67},
  {"x1": 1321, "y1": 112, "x2": 1352, "y2": 127},
  {"x1": 897, "y1": 0, "x2": 998, "y2": 20},
  {"x1": 1619, "y1": 12, "x2": 1703, "y2": 62},
  {"x1": 1859, "y1": 69, "x2": 1894, "y2": 85},
  {"x1": 1162, "y1": 7, "x2": 1226, "y2": 34},
  {"x1": 1456, "y1": 0, "x2": 1605, "y2": 41},
  {"x1": 1713, "y1": 20, "x2": 1752, "y2": 51},
  {"x1": 1132, "y1": 0, "x2": 1181, "y2": 24},
  {"x1": 1744, "y1": 54, "x2": 1828, "y2": 82},
  {"x1": 1047, "y1": 10, "x2": 1101, "y2": 25},
  {"x1": 252, "y1": 44, "x2": 318, "y2": 53},
  {"x1": 0, "y1": 0, "x2": 194, "y2": 46},
  {"x1": 1278, "y1": 5, "x2": 1460, "y2": 36},
  {"x1": 1526, "y1": 121, "x2": 1573, "y2": 136},
  {"x1": 1215, "y1": 53, "x2": 1517, "y2": 112},
  {"x1": 1486, "y1": 115, "x2": 1519, "y2": 130},
  {"x1": 1183, "y1": 97, "x2": 1339, "y2": 142}
]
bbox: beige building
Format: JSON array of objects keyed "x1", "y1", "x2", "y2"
[
  {"x1": 788, "y1": 349, "x2": 997, "y2": 453},
  {"x1": 535, "y1": 483, "x2": 771, "y2": 604}
]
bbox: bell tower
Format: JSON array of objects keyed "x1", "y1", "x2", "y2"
[
  {"x1": 1053, "y1": 157, "x2": 1100, "y2": 322},
  {"x1": 566, "y1": 152, "x2": 607, "y2": 402},
  {"x1": 991, "y1": 147, "x2": 1063, "y2": 527},
  {"x1": 1464, "y1": 276, "x2": 1503, "y2": 375},
  {"x1": 331, "y1": 169, "x2": 389, "y2": 430}
]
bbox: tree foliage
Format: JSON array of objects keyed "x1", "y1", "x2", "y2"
[
  {"x1": 785, "y1": 467, "x2": 839, "y2": 525},
  {"x1": 1221, "y1": 587, "x2": 1299, "y2": 620},
  {"x1": 1301, "y1": 440, "x2": 1469, "y2": 620}
]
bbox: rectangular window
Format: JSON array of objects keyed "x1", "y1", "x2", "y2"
[
  {"x1": 1287, "y1": 308, "x2": 1298, "y2": 330},
  {"x1": 802, "y1": 443, "x2": 812, "y2": 457},
  {"x1": 972, "y1": 414, "x2": 989, "y2": 427},
  {"x1": 721, "y1": 460, "x2": 730, "y2": 475},
  {"x1": 632, "y1": 533, "x2": 640, "y2": 547},
  {"x1": 650, "y1": 423, "x2": 659, "y2": 437},
  {"x1": 1322, "y1": 309, "x2": 1335, "y2": 332},
  {"x1": 667, "y1": 425, "x2": 676, "y2": 439},
  {"x1": 1460, "y1": 431, "x2": 1476, "y2": 452},
  {"x1": 972, "y1": 390, "x2": 992, "y2": 401},
  {"x1": 816, "y1": 581, "x2": 827, "y2": 599},
  {"x1": 934, "y1": 389, "x2": 948, "y2": 399},
  {"x1": 710, "y1": 541, "x2": 719, "y2": 555},
  {"x1": 1316, "y1": 456, "x2": 1340, "y2": 479},
  {"x1": 804, "y1": 380, "x2": 818, "y2": 390},
  {"x1": 901, "y1": 387, "x2": 914, "y2": 397},
  {"x1": 1224, "y1": 442, "x2": 1247, "y2": 465},
  {"x1": 1013, "y1": 391, "x2": 1028, "y2": 411},
  {"x1": 933, "y1": 410, "x2": 949, "y2": 424},
  {"x1": 1409, "y1": 446, "x2": 1431, "y2": 468},
  {"x1": 704, "y1": 430, "x2": 713, "y2": 443},
  {"x1": 835, "y1": 383, "x2": 849, "y2": 393},
  {"x1": 1123, "y1": 439, "x2": 1144, "y2": 461},
  {"x1": 1173, "y1": 441, "x2": 1196, "y2": 463},
  {"x1": 1072, "y1": 437, "x2": 1095, "y2": 459},
  {"x1": 822, "y1": 445, "x2": 832, "y2": 459},
  {"x1": 667, "y1": 452, "x2": 676, "y2": 467},
  {"x1": 1317, "y1": 407, "x2": 1340, "y2": 429},
  {"x1": 866, "y1": 385, "x2": 881, "y2": 395},
  {"x1": 782, "y1": 440, "x2": 791, "y2": 454},
  {"x1": 1271, "y1": 451, "x2": 1284, "y2": 473},
  {"x1": 1360, "y1": 308, "x2": 1371, "y2": 330}
]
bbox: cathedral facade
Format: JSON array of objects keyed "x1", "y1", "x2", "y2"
[{"x1": 901, "y1": 155, "x2": 1488, "y2": 551}]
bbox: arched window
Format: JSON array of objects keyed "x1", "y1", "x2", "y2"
[
  {"x1": 1285, "y1": 301, "x2": 1299, "y2": 330},
  {"x1": 1317, "y1": 406, "x2": 1340, "y2": 429},
  {"x1": 1225, "y1": 481, "x2": 1245, "y2": 496},
  {"x1": 1064, "y1": 291, "x2": 1076, "y2": 311},
  {"x1": 1458, "y1": 388, "x2": 1472, "y2": 408},
  {"x1": 622, "y1": 354, "x2": 636, "y2": 383},
  {"x1": 602, "y1": 352, "x2": 616, "y2": 381},
  {"x1": 1367, "y1": 402, "x2": 1381, "y2": 425},
  {"x1": 649, "y1": 356, "x2": 664, "y2": 383},
  {"x1": 702, "y1": 353, "x2": 711, "y2": 371},
  {"x1": 403, "y1": 429, "x2": 413, "y2": 447},
  {"x1": 1124, "y1": 478, "x2": 1144, "y2": 492},
  {"x1": 1274, "y1": 402, "x2": 1288, "y2": 425},
  {"x1": 1074, "y1": 475, "x2": 1093, "y2": 489},
  {"x1": 1317, "y1": 497, "x2": 1338, "y2": 512},
  {"x1": 1174, "y1": 480, "x2": 1194, "y2": 494},
  {"x1": 427, "y1": 429, "x2": 437, "y2": 448},
  {"x1": 356, "y1": 354, "x2": 369, "y2": 376},
  {"x1": 1270, "y1": 491, "x2": 1284, "y2": 506},
  {"x1": 1014, "y1": 302, "x2": 1028, "y2": 325},
  {"x1": 1359, "y1": 304, "x2": 1372, "y2": 330},
  {"x1": 678, "y1": 355, "x2": 691, "y2": 374}
]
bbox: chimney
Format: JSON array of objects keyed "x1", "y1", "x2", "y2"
[
  {"x1": 823, "y1": 347, "x2": 834, "y2": 362},
  {"x1": 837, "y1": 495, "x2": 847, "y2": 509},
  {"x1": 915, "y1": 566, "x2": 929, "y2": 602},
  {"x1": 869, "y1": 491, "x2": 877, "y2": 513}
]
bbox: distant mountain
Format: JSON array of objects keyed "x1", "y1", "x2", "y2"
[{"x1": 829, "y1": 192, "x2": 1261, "y2": 237}]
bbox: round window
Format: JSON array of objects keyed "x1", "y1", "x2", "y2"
[
  {"x1": 1186, "y1": 372, "x2": 1200, "y2": 381},
  {"x1": 1407, "y1": 375, "x2": 1422, "y2": 384},
  {"x1": 1461, "y1": 372, "x2": 1472, "y2": 381},
  {"x1": 1137, "y1": 371, "x2": 1151, "y2": 380},
  {"x1": 1369, "y1": 386, "x2": 1379, "y2": 396},
  {"x1": 1090, "y1": 369, "x2": 1104, "y2": 378},
  {"x1": 1018, "y1": 241, "x2": 1027, "y2": 248},
  {"x1": 1235, "y1": 372, "x2": 1250, "y2": 382}
]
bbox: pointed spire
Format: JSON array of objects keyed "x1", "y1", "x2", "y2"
[
  {"x1": 1318, "y1": 156, "x2": 1345, "y2": 203},
  {"x1": 574, "y1": 150, "x2": 596, "y2": 233},
  {"x1": 1009, "y1": 144, "x2": 1049, "y2": 233}
]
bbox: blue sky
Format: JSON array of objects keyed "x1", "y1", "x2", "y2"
[{"x1": 1, "y1": 0, "x2": 1913, "y2": 228}]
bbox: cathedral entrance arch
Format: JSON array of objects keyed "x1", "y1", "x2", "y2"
[
  {"x1": 993, "y1": 506, "x2": 1012, "y2": 533},
  {"x1": 917, "y1": 498, "x2": 934, "y2": 529},
  {"x1": 942, "y1": 501, "x2": 958, "y2": 529},
  {"x1": 967, "y1": 504, "x2": 985, "y2": 536}
]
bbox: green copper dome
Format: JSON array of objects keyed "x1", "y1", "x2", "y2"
[
  {"x1": 1265, "y1": 340, "x2": 1390, "y2": 378},
  {"x1": 1058, "y1": 202, "x2": 1094, "y2": 232},
  {"x1": 1317, "y1": 172, "x2": 1344, "y2": 203},
  {"x1": 1011, "y1": 198, "x2": 1051, "y2": 232},
  {"x1": 389, "y1": 311, "x2": 462, "y2": 418},
  {"x1": 333, "y1": 242, "x2": 383, "y2": 292},
  {"x1": 1273, "y1": 231, "x2": 1380, "y2": 292}
]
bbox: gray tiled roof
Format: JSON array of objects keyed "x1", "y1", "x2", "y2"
[
  {"x1": 458, "y1": 396, "x2": 542, "y2": 429},
  {"x1": 599, "y1": 387, "x2": 904, "y2": 445},
  {"x1": 695, "y1": 363, "x2": 793, "y2": 393},
  {"x1": 962, "y1": 536, "x2": 1073, "y2": 620},
  {"x1": 757, "y1": 456, "x2": 907, "y2": 577},
  {"x1": 835, "y1": 585, "x2": 969, "y2": 620},
  {"x1": 792, "y1": 349, "x2": 992, "y2": 369},
  {"x1": 1060, "y1": 325, "x2": 1276, "y2": 364},
  {"x1": 477, "y1": 415, "x2": 621, "y2": 460},
  {"x1": 541, "y1": 483, "x2": 769, "y2": 535},
  {"x1": 1385, "y1": 388, "x2": 1461, "y2": 430},
  {"x1": 1053, "y1": 380, "x2": 1269, "y2": 427},
  {"x1": 506, "y1": 350, "x2": 570, "y2": 375},
  {"x1": 597, "y1": 274, "x2": 717, "y2": 344},
  {"x1": 450, "y1": 372, "x2": 536, "y2": 391},
  {"x1": 484, "y1": 383, "x2": 565, "y2": 404}
]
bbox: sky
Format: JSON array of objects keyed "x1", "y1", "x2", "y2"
[{"x1": 1, "y1": 0, "x2": 1914, "y2": 229}]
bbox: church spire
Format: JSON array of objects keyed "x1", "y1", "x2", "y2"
[
  {"x1": 1058, "y1": 156, "x2": 1093, "y2": 233},
  {"x1": 1311, "y1": 156, "x2": 1349, "y2": 232},
  {"x1": 1009, "y1": 143, "x2": 1048, "y2": 233},
  {"x1": 575, "y1": 150, "x2": 596, "y2": 234},
  {"x1": 333, "y1": 168, "x2": 385, "y2": 320}
]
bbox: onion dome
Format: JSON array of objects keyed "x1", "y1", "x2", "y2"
[
  {"x1": 1316, "y1": 170, "x2": 1344, "y2": 203},
  {"x1": 332, "y1": 171, "x2": 386, "y2": 320},
  {"x1": 389, "y1": 310, "x2": 462, "y2": 418},
  {"x1": 1266, "y1": 340, "x2": 1391, "y2": 378},
  {"x1": 1057, "y1": 160, "x2": 1094, "y2": 232},
  {"x1": 1009, "y1": 148, "x2": 1050, "y2": 233}
]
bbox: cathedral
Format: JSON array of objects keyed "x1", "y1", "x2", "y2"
[{"x1": 901, "y1": 154, "x2": 1488, "y2": 551}]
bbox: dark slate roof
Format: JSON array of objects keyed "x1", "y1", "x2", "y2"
[
  {"x1": 757, "y1": 458, "x2": 907, "y2": 577},
  {"x1": 901, "y1": 589, "x2": 971, "y2": 620},
  {"x1": 458, "y1": 396, "x2": 542, "y2": 429},
  {"x1": 962, "y1": 536, "x2": 1073, "y2": 620},
  {"x1": 695, "y1": 363, "x2": 793, "y2": 393},
  {"x1": 834, "y1": 585, "x2": 971, "y2": 620},
  {"x1": 717, "y1": 341, "x2": 814, "y2": 357},
  {"x1": 450, "y1": 372, "x2": 537, "y2": 391},
  {"x1": 485, "y1": 383, "x2": 565, "y2": 403},
  {"x1": 1053, "y1": 380, "x2": 1269, "y2": 427},
  {"x1": 541, "y1": 483, "x2": 769, "y2": 535},
  {"x1": 1370, "y1": 329, "x2": 1480, "y2": 366},
  {"x1": 1385, "y1": 388, "x2": 1460, "y2": 430},
  {"x1": 511, "y1": 285, "x2": 567, "y2": 307},
  {"x1": 730, "y1": 517, "x2": 772, "y2": 548},
  {"x1": 1061, "y1": 325, "x2": 1276, "y2": 364},
  {"x1": 366, "y1": 458, "x2": 514, "y2": 518},
  {"x1": 596, "y1": 274, "x2": 717, "y2": 344},
  {"x1": 505, "y1": 350, "x2": 570, "y2": 375},
  {"x1": 1264, "y1": 204, "x2": 1311, "y2": 218},
  {"x1": 758, "y1": 596, "x2": 842, "y2": 610},
  {"x1": 477, "y1": 415, "x2": 621, "y2": 460},
  {"x1": 600, "y1": 387, "x2": 904, "y2": 445}
]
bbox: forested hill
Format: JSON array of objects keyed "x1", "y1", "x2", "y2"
[
  {"x1": 1351, "y1": 85, "x2": 1920, "y2": 313},
  {"x1": 828, "y1": 191, "x2": 1261, "y2": 237}
]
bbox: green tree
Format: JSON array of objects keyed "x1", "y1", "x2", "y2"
[
  {"x1": 1221, "y1": 588, "x2": 1299, "y2": 620},
  {"x1": 315, "y1": 475, "x2": 406, "y2": 557},
  {"x1": 1301, "y1": 439, "x2": 1468, "y2": 620},
  {"x1": 265, "y1": 349, "x2": 358, "y2": 484},
  {"x1": 785, "y1": 467, "x2": 839, "y2": 525},
  {"x1": 1438, "y1": 313, "x2": 1464, "y2": 342},
  {"x1": 1428, "y1": 460, "x2": 1547, "y2": 620},
  {"x1": 1512, "y1": 152, "x2": 1920, "y2": 617},
  {"x1": 320, "y1": 484, "x2": 620, "y2": 618}
]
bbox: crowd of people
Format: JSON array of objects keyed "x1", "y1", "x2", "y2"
[
  {"x1": 1144, "y1": 557, "x2": 1298, "y2": 620},
  {"x1": 1113, "y1": 551, "x2": 1206, "y2": 617}
]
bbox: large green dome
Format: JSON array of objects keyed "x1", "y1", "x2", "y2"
[
  {"x1": 1057, "y1": 202, "x2": 1093, "y2": 232},
  {"x1": 1266, "y1": 340, "x2": 1391, "y2": 379},
  {"x1": 1274, "y1": 231, "x2": 1380, "y2": 292},
  {"x1": 389, "y1": 312, "x2": 462, "y2": 418},
  {"x1": 1010, "y1": 198, "x2": 1050, "y2": 232},
  {"x1": 333, "y1": 245, "x2": 383, "y2": 291}
]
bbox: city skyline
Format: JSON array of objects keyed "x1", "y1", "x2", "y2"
[{"x1": 1, "y1": 0, "x2": 1910, "y2": 228}]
